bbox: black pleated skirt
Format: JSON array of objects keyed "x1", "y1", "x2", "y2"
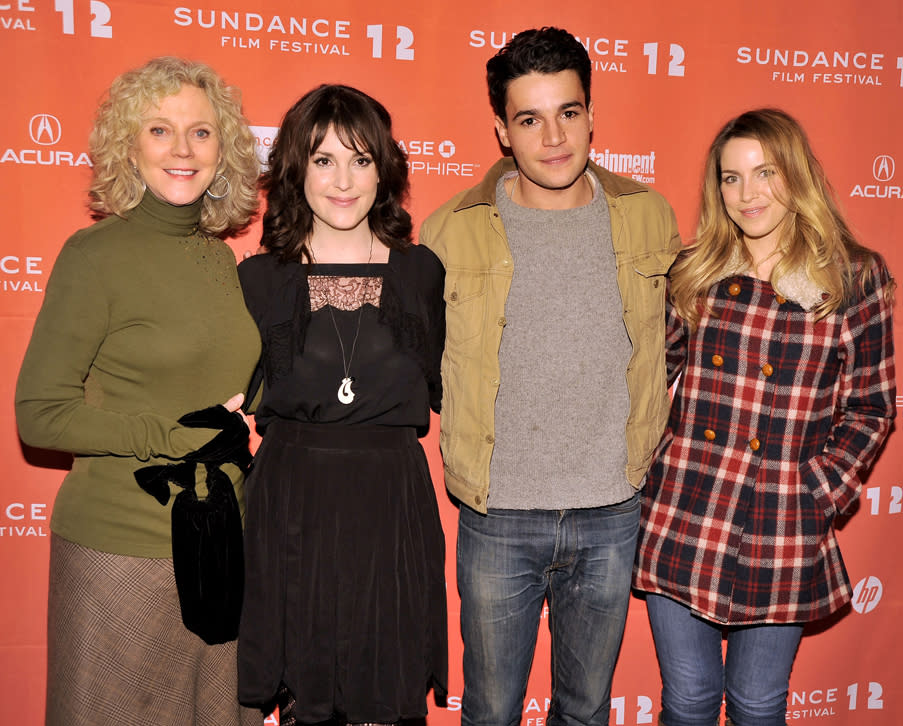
[{"x1": 238, "y1": 421, "x2": 448, "y2": 724}]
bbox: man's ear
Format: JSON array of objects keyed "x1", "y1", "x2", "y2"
[{"x1": 494, "y1": 115, "x2": 511, "y2": 149}]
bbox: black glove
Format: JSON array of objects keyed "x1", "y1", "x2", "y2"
[
  {"x1": 134, "y1": 405, "x2": 252, "y2": 505},
  {"x1": 179, "y1": 405, "x2": 252, "y2": 471}
]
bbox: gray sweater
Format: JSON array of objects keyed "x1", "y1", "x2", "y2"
[{"x1": 488, "y1": 171, "x2": 634, "y2": 509}]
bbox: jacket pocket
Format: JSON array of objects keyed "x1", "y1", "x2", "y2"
[
  {"x1": 445, "y1": 271, "x2": 488, "y2": 344},
  {"x1": 622, "y1": 251, "x2": 672, "y2": 329}
]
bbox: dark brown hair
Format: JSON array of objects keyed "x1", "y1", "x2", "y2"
[
  {"x1": 261, "y1": 84, "x2": 411, "y2": 262},
  {"x1": 487, "y1": 27, "x2": 591, "y2": 121}
]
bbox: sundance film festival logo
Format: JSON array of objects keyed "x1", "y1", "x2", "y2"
[
  {"x1": 0, "y1": 501, "x2": 48, "y2": 537},
  {"x1": 851, "y1": 575, "x2": 883, "y2": 614},
  {"x1": 850, "y1": 154, "x2": 901, "y2": 199},
  {"x1": 468, "y1": 29, "x2": 687, "y2": 77},
  {"x1": 736, "y1": 46, "x2": 886, "y2": 87},
  {"x1": 1, "y1": 114, "x2": 91, "y2": 167},
  {"x1": 0, "y1": 254, "x2": 44, "y2": 293},
  {"x1": 1, "y1": 0, "x2": 37, "y2": 32}
]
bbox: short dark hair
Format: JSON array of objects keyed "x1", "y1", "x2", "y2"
[
  {"x1": 261, "y1": 84, "x2": 411, "y2": 263},
  {"x1": 486, "y1": 27, "x2": 591, "y2": 121}
]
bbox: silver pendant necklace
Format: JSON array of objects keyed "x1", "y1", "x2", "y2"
[{"x1": 312, "y1": 233, "x2": 374, "y2": 405}]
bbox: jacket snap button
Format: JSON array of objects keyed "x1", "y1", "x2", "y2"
[
  {"x1": 776, "y1": 295, "x2": 787, "y2": 304},
  {"x1": 704, "y1": 429, "x2": 716, "y2": 441},
  {"x1": 449, "y1": 291, "x2": 458, "y2": 302},
  {"x1": 711, "y1": 354, "x2": 724, "y2": 367},
  {"x1": 749, "y1": 438, "x2": 761, "y2": 451},
  {"x1": 761, "y1": 363, "x2": 774, "y2": 377},
  {"x1": 728, "y1": 283, "x2": 741, "y2": 296}
]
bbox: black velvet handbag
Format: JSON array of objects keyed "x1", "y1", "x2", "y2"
[{"x1": 134, "y1": 405, "x2": 253, "y2": 645}]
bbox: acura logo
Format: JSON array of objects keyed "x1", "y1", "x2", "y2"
[
  {"x1": 29, "y1": 114, "x2": 62, "y2": 146},
  {"x1": 873, "y1": 155, "x2": 895, "y2": 182}
]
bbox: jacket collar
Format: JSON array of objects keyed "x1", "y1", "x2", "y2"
[
  {"x1": 453, "y1": 157, "x2": 649, "y2": 212},
  {"x1": 715, "y1": 247, "x2": 827, "y2": 311}
]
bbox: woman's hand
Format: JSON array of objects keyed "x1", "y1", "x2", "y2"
[
  {"x1": 241, "y1": 245, "x2": 267, "y2": 260},
  {"x1": 223, "y1": 393, "x2": 244, "y2": 412},
  {"x1": 222, "y1": 393, "x2": 249, "y2": 428}
]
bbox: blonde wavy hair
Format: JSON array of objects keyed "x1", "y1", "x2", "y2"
[
  {"x1": 671, "y1": 108, "x2": 883, "y2": 329},
  {"x1": 88, "y1": 56, "x2": 259, "y2": 237}
]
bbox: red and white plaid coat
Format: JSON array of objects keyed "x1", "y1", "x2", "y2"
[{"x1": 634, "y1": 256, "x2": 896, "y2": 624}]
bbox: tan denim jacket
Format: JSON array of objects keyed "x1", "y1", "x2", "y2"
[{"x1": 420, "y1": 158, "x2": 681, "y2": 513}]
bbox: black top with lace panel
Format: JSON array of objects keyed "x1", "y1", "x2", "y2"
[{"x1": 237, "y1": 245, "x2": 445, "y2": 435}]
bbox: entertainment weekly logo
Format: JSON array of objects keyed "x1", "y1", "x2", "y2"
[
  {"x1": 849, "y1": 154, "x2": 902, "y2": 199},
  {"x1": 590, "y1": 147, "x2": 657, "y2": 184},
  {"x1": 1, "y1": 113, "x2": 92, "y2": 168}
]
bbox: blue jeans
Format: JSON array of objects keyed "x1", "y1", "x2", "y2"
[
  {"x1": 645, "y1": 594, "x2": 804, "y2": 726},
  {"x1": 457, "y1": 495, "x2": 640, "y2": 726}
]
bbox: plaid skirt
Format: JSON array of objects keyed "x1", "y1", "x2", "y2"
[{"x1": 46, "y1": 533, "x2": 261, "y2": 726}]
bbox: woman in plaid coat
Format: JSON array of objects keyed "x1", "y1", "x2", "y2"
[{"x1": 634, "y1": 109, "x2": 896, "y2": 726}]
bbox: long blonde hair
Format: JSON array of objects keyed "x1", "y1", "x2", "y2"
[
  {"x1": 88, "y1": 56, "x2": 259, "y2": 237},
  {"x1": 671, "y1": 108, "x2": 881, "y2": 329}
]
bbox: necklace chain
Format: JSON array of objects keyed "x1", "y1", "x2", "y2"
[{"x1": 310, "y1": 233, "x2": 374, "y2": 405}]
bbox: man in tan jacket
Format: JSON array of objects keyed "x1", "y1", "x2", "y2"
[{"x1": 420, "y1": 26, "x2": 681, "y2": 726}]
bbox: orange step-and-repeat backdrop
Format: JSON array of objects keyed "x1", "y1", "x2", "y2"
[{"x1": 2, "y1": 1, "x2": 902, "y2": 724}]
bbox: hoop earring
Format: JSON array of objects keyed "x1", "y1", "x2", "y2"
[{"x1": 205, "y1": 174, "x2": 231, "y2": 200}]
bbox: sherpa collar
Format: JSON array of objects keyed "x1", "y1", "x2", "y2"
[{"x1": 714, "y1": 248, "x2": 826, "y2": 311}]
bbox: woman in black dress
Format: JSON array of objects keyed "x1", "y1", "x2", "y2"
[{"x1": 237, "y1": 84, "x2": 447, "y2": 726}]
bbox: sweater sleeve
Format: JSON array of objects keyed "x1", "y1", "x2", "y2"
[{"x1": 15, "y1": 238, "x2": 217, "y2": 460}]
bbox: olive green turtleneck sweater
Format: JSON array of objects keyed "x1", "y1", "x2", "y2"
[{"x1": 15, "y1": 192, "x2": 262, "y2": 557}]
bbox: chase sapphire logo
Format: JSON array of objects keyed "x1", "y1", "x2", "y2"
[{"x1": 29, "y1": 114, "x2": 62, "y2": 146}]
